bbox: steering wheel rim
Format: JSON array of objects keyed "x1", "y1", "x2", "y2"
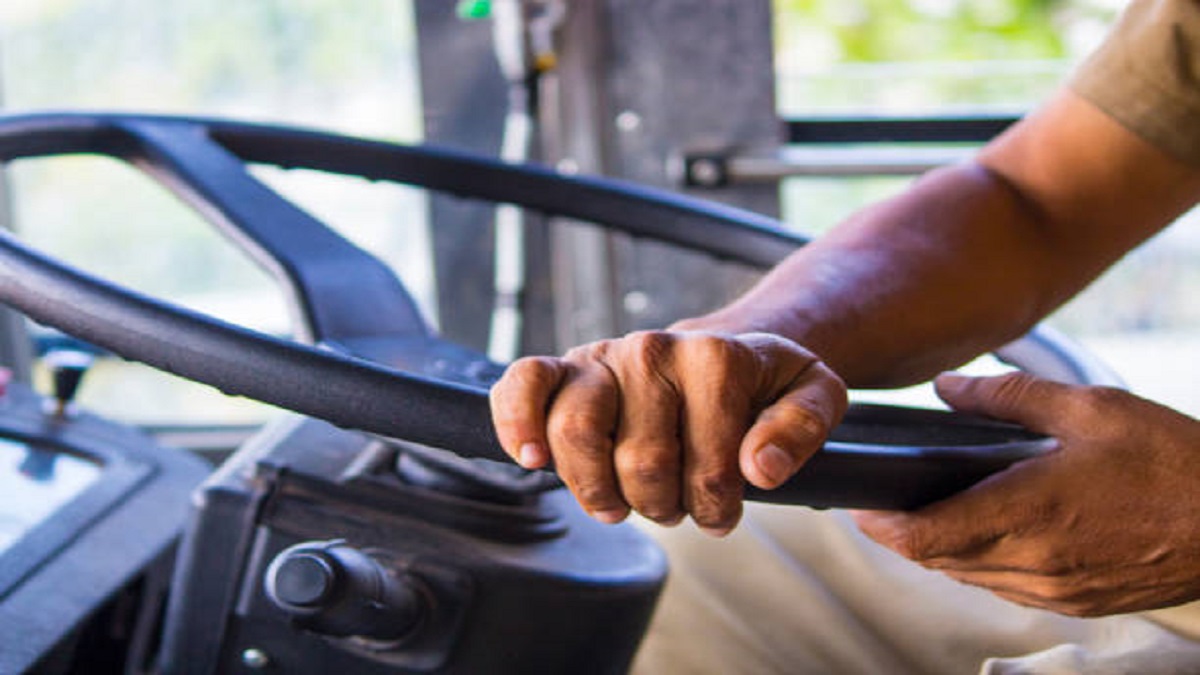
[{"x1": 0, "y1": 112, "x2": 1117, "y2": 509}]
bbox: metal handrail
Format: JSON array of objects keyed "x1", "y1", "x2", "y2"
[{"x1": 678, "y1": 111, "x2": 1022, "y2": 185}]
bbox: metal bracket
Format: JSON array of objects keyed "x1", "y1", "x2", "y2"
[
  {"x1": 676, "y1": 145, "x2": 980, "y2": 187},
  {"x1": 677, "y1": 112, "x2": 1021, "y2": 187}
]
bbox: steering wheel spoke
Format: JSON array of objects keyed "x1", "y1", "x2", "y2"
[{"x1": 122, "y1": 118, "x2": 431, "y2": 344}]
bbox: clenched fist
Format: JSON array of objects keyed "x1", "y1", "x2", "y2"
[{"x1": 489, "y1": 331, "x2": 847, "y2": 535}]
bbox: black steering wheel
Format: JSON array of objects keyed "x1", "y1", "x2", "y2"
[{"x1": 0, "y1": 113, "x2": 1119, "y2": 509}]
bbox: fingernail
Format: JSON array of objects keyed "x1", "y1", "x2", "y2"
[
  {"x1": 518, "y1": 442, "x2": 542, "y2": 467},
  {"x1": 592, "y1": 509, "x2": 628, "y2": 524},
  {"x1": 755, "y1": 443, "x2": 795, "y2": 485},
  {"x1": 700, "y1": 525, "x2": 733, "y2": 538}
]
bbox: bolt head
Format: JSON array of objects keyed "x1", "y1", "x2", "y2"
[
  {"x1": 615, "y1": 110, "x2": 642, "y2": 133},
  {"x1": 241, "y1": 648, "x2": 270, "y2": 669},
  {"x1": 688, "y1": 158, "x2": 723, "y2": 187}
]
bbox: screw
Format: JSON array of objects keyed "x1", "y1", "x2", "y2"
[
  {"x1": 241, "y1": 648, "x2": 270, "y2": 670},
  {"x1": 623, "y1": 291, "x2": 651, "y2": 315},
  {"x1": 556, "y1": 158, "x2": 580, "y2": 175},
  {"x1": 688, "y1": 158, "x2": 724, "y2": 187},
  {"x1": 615, "y1": 110, "x2": 642, "y2": 133}
]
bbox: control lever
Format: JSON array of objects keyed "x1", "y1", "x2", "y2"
[
  {"x1": 264, "y1": 540, "x2": 426, "y2": 643},
  {"x1": 42, "y1": 349, "x2": 94, "y2": 417}
]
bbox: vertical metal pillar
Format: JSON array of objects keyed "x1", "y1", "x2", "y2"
[
  {"x1": 537, "y1": 0, "x2": 622, "y2": 348},
  {"x1": 545, "y1": 0, "x2": 781, "y2": 345},
  {"x1": 415, "y1": 0, "x2": 781, "y2": 355},
  {"x1": 413, "y1": 1, "x2": 507, "y2": 353}
]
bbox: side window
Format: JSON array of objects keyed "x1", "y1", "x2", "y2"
[
  {"x1": 0, "y1": 1, "x2": 430, "y2": 427},
  {"x1": 773, "y1": 1, "x2": 1200, "y2": 417},
  {"x1": 774, "y1": 0, "x2": 1115, "y2": 234}
]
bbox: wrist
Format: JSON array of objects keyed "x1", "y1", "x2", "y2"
[{"x1": 667, "y1": 308, "x2": 780, "y2": 336}]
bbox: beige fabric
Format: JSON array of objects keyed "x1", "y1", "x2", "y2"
[
  {"x1": 1071, "y1": 0, "x2": 1200, "y2": 167},
  {"x1": 631, "y1": 505, "x2": 1200, "y2": 674}
]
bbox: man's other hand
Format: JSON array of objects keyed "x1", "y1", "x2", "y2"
[{"x1": 855, "y1": 372, "x2": 1200, "y2": 617}]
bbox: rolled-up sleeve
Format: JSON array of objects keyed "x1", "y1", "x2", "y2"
[{"x1": 1071, "y1": 0, "x2": 1200, "y2": 166}]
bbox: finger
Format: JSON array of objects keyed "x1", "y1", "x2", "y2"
[
  {"x1": 739, "y1": 360, "x2": 846, "y2": 490},
  {"x1": 938, "y1": 569, "x2": 1078, "y2": 613},
  {"x1": 937, "y1": 568, "x2": 1117, "y2": 617},
  {"x1": 850, "y1": 446, "x2": 1063, "y2": 561},
  {"x1": 490, "y1": 356, "x2": 568, "y2": 468},
  {"x1": 853, "y1": 507, "x2": 1010, "y2": 565},
  {"x1": 952, "y1": 567, "x2": 1186, "y2": 617},
  {"x1": 545, "y1": 362, "x2": 627, "y2": 523},
  {"x1": 608, "y1": 332, "x2": 685, "y2": 525},
  {"x1": 935, "y1": 371, "x2": 1077, "y2": 435},
  {"x1": 917, "y1": 537, "x2": 1082, "y2": 577},
  {"x1": 676, "y1": 335, "x2": 754, "y2": 534}
]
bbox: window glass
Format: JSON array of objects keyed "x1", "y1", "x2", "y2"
[
  {"x1": 0, "y1": 0, "x2": 428, "y2": 425},
  {"x1": 774, "y1": 0, "x2": 1119, "y2": 115},
  {"x1": 774, "y1": 0, "x2": 1121, "y2": 237},
  {"x1": 774, "y1": 0, "x2": 1200, "y2": 417}
]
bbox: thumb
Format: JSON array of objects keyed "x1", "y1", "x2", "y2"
[
  {"x1": 934, "y1": 371, "x2": 1075, "y2": 435},
  {"x1": 739, "y1": 362, "x2": 847, "y2": 490}
]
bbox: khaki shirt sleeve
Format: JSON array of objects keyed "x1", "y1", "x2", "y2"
[{"x1": 1071, "y1": 0, "x2": 1200, "y2": 166}]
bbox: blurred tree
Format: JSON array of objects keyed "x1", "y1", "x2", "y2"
[{"x1": 773, "y1": 0, "x2": 1120, "y2": 112}]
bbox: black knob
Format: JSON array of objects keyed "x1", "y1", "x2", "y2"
[
  {"x1": 270, "y1": 552, "x2": 337, "y2": 607},
  {"x1": 44, "y1": 349, "x2": 93, "y2": 416},
  {"x1": 264, "y1": 540, "x2": 424, "y2": 642}
]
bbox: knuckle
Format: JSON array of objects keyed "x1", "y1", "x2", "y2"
[
  {"x1": 689, "y1": 333, "x2": 740, "y2": 365},
  {"x1": 765, "y1": 403, "x2": 830, "y2": 447},
  {"x1": 813, "y1": 362, "x2": 849, "y2": 406},
  {"x1": 1028, "y1": 576, "x2": 1063, "y2": 600},
  {"x1": 1072, "y1": 385, "x2": 1126, "y2": 419},
  {"x1": 549, "y1": 412, "x2": 612, "y2": 454},
  {"x1": 564, "y1": 340, "x2": 611, "y2": 362},
  {"x1": 1026, "y1": 575, "x2": 1084, "y2": 604},
  {"x1": 689, "y1": 491, "x2": 742, "y2": 530},
  {"x1": 511, "y1": 356, "x2": 557, "y2": 382},
  {"x1": 890, "y1": 533, "x2": 919, "y2": 560},
  {"x1": 1056, "y1": 386, "x2": 1127, "y2": 438},
  {"x1": 623, "y1": 331, "x2": 675, "y2": 371},
  {"x1": 616, "y1": 451, "x2": 678, "y2": 486},
  {"x1": 1081, "y1": 384, "x2": 1126, "y2": 406},
  {"x1": 691, "y1": 508, "x2": 740, "y2": 531},
  {"x1": 694, "y1": 468, "x2": 741, "y2": 499},
  {"x1": 627, "y1": 330, "x2": 672, "y2": 354},
  {"x1": 782, "y1": 345, "x2": 820, "y2": 372},
  {"x1": 689, "y1": 335, "x2": 760, "y2": 388},
  {"x1": 991, "y1": 372, "x2": 1037, "y2": 405},
  {"x1": 488, "y1": 396, "x2": 518, "y2": 426},
  {"x1": 493, "y1": 358, "x2": 549, "y2": 397},
  {"x1": 890, "y1": 527, "x2": 932, "y2": 561},
  {"x1": 789, "y1": 405, "x2": 831, "y2": 438},
  {"x1": 636, "y1": 504, "x2": 685, "y2": 524},
  {"x1": 1030, "y1": 557, "x2": 1072, "y2": 578},
  {"x1": 527, "y1": 356, "x2": 561, "y2": 381},
  {"x1": 686, "y1": 467, "x2": 743, "y2": 520},
  {"x1": 571, "y1": 480, "x2": 623, "y2": 511}
]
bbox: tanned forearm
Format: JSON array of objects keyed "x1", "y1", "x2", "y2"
[
  {"x1": 676, "y1": 162, "x2": 1059, "y2": 387},
  {"x1": 676, "y1": 89, "x2": 1200, "y2": 388}
]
